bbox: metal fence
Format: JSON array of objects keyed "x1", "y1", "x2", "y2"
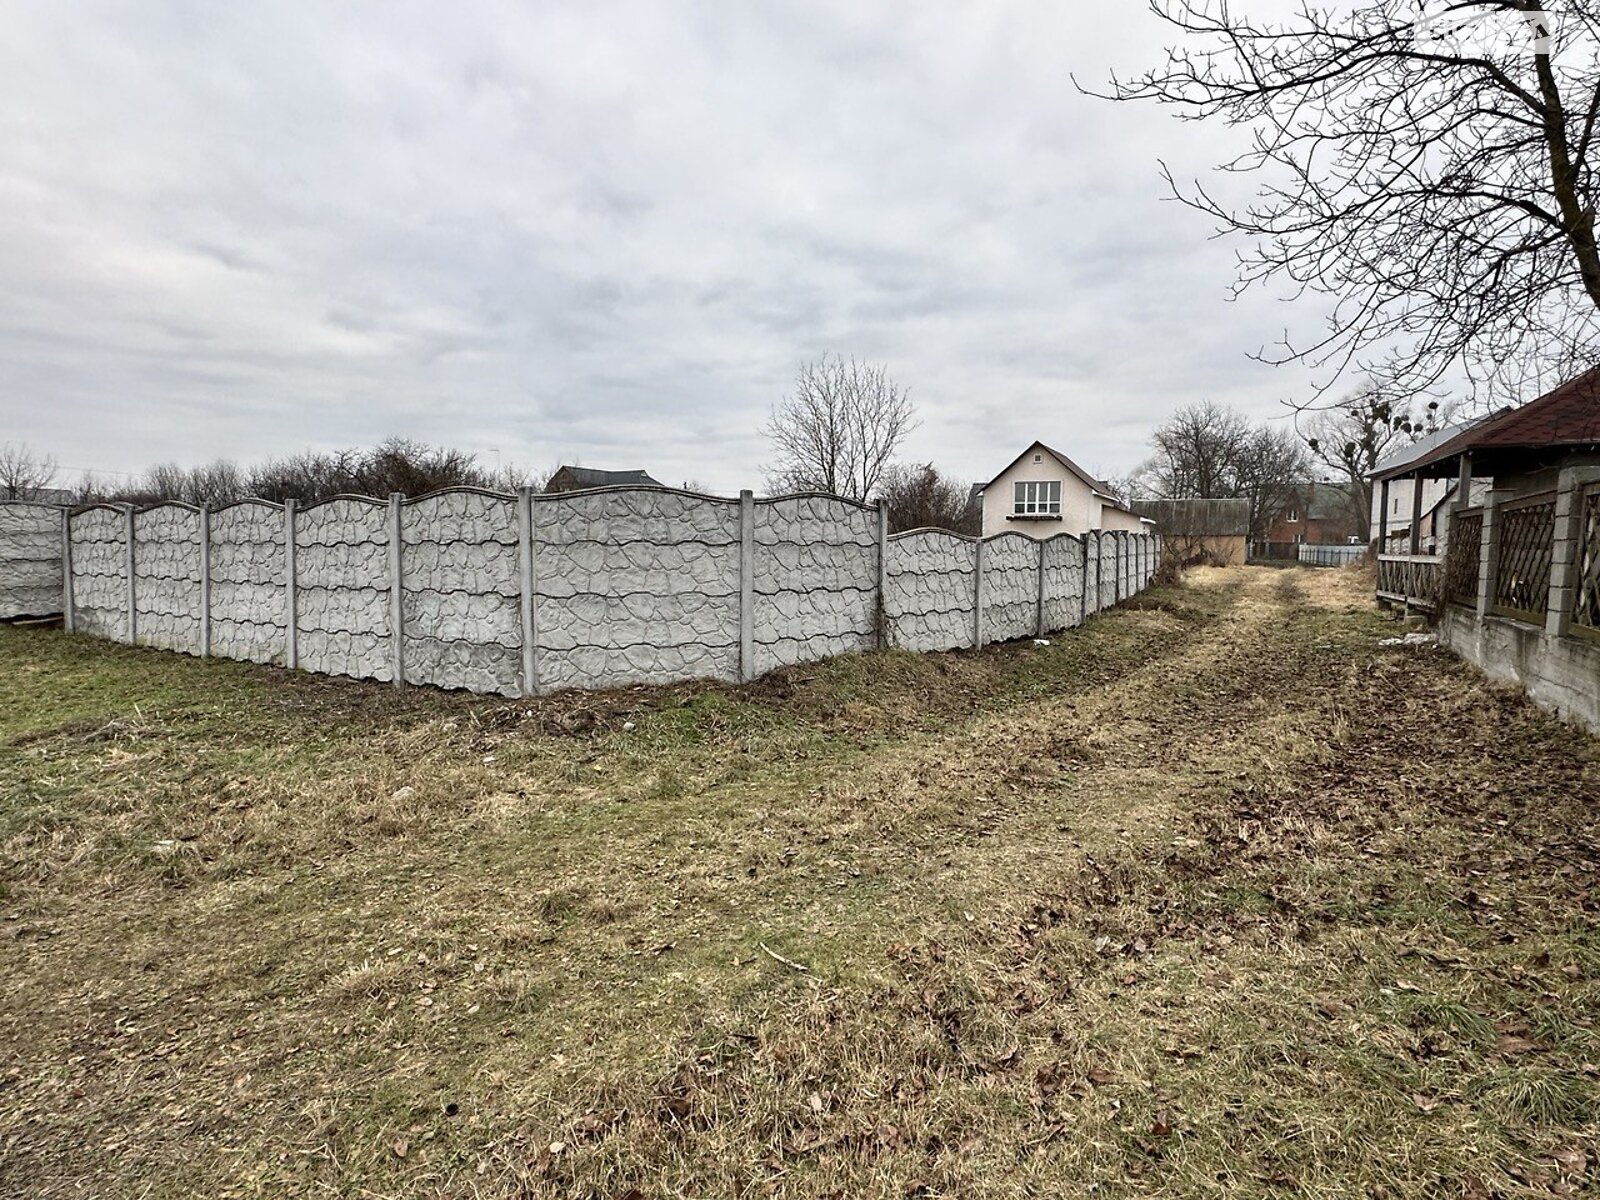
[{"x1": 1297, "y1": 544, "x2": 1365, "y2": 567}]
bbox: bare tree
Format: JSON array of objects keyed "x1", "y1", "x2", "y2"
[
  {"x1": 763, "y1": 355, "x2": 917, "y2": 501},
  {"x1": 1095, "y1": 2, "x2": 1600, "y2": 401},
  {"x1": 1302, "y1": 386, "x2": 1442, "y2": 541},
  {"x1": 878, "y1": 462, "x2": 980, "y2": 535},
  {"x1": 0, "y1": 442, "x2": 59, "y2": 500},
  {"x1": 246, "y1": 438, "x2": 501, "y2": 503},
  {"x1": 1142, "y1": 401, "x2": 1250, "y2": 499},
  {"x1": 1232, "y1": 425, "x2": 1313, "y2": 544},
  {"x1": 1143, "y1": 401, "x2": 1310, "y2": 541}
]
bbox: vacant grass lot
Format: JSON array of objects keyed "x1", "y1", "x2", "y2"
[{"x1": 0, "y1": 566, "x2": 1596, "y2": 1198}]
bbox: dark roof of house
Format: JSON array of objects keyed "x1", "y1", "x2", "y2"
[
  {"x1": 1305, "y1": 480, "x2": 1354, "y2": 522},
  {"x1": 1131, "y1": 498, "x2": 1251, "y2": 537},
  {"x1": 1374, "y1": 366, "x2": 1600, "y2": 479},
  {"x1": 549, "y1": 466, "x2": 664, "y2": 489},
  {"x1": 977, "y1": 441, "x2": 1139, "y2": 517}
]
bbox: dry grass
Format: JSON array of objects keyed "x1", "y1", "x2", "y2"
[{"x1": 0, "y1": 566, "x2": 1596, "y2": 1198}]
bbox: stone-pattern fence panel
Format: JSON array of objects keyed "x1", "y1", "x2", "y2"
[
  {"x1": 209, "y1": 501, "x2": 286, "y2": 665},
  {"x1": 753, "y1": 495, "x2": 878, "y2": 674},
  {"x1": 980, "y1": 533, "x2": 1041, "y2": 644},
  {"x1": 0, "y1": 502, "x2": 64, "y2": 620},
  {"x1": 0, "y1": 489, "x2": 1161, "y2": 696},
  {"x1": 133, "y1": 504, "x2": 203, "y2": 654},
  {"x1": 536, "y1": 489, "x2": 742, "y2": 692},
  {"x1": 402, "y1": 489, "x2": 520, "y2": 696},
  {"x1": 882, "y1": 530, "x2": 977, "y2": 652},
  {"x1": 67, "y1": 505, "x2": 129, "y2": 641}
]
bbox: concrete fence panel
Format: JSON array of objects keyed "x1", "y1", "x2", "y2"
[
  {"x1": 1098, "y1": 532, "x2": 1118, "y2": 611},
  {"x1": 752, "y1": 494, "x2": 877, "y2": 673},
  {"x1": 294, "y1": 496, "x2": 392, "y2": 683},
  {"x1": 132, "y1": 503, "x2": 204, "y2": 655},
  {"x1": 2, "y1": 493, "x2": 1160, "y2": 698},
  {"x1": 0, "y1": 502, "x2": 64, "y2": 619},
  {"x1": 981, "y1": 532, "x2": 1041, "y2": 643},
  {"x1": 400, "y1": 489, "x2": 521, "y2": 697},
  {"x1": 1039, "y1": 534, "x2": 1087, "y2": 633},
  {"x1": 67, "y1": 505, "x2": 129, "y2": 641},
  {"x1": 884, "y1": 529, "x2": 978, "y2": 652},
  {"x1": 534, "y1": 488, "x2": 742, "y2": 690},
  {"x1": 208, "y1": 500, "x2": 287, "y2": 665}
]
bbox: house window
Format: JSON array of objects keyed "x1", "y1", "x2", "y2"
[
  {"x1": 1013, "y1": 480, "x2": 1061, "y2": 516},
  {"x1": 1284, "y1": 509, "x2": 1299, "y2": 523}
]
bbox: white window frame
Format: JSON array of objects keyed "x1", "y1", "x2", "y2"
[{"x1": 1013, "y1": 479, "x2": 1062, "y2": 516}]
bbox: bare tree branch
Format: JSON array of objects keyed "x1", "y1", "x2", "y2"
[
  {"x1": 0, "y1": 443, "x2": 59, "y2": 500},
  {"x1": 762, "y1": 356, "x2": 918, "y2": 502},
  {"x1": 1088, "y1": 1, "x2": 1600, "y2": 403}
]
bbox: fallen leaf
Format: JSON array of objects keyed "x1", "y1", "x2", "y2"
[
  {"x1": 1086, "y1": 1066, "x2": 1117, "y2": 1086},
  {"x1": 1411, "y1": 1092, "x2": 1442, "y2": 1113},
  {"x1": 1552, "y1": 1146, "x2": 1588, "y2": 1176},
  {"x1": 391, "y1": 1139, "x2": 409, "y2": 1160},
  {"x1": 1495, "y1": 1032, "x2": 1543, "y2": 1055},
  {"x1": 1150, "y1": 1110, "x2": 1172, "y2": 1137}
]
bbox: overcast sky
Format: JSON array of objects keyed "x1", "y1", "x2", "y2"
[{"x1": 0, "y1": 0, "x2": 1332, "y2": 494}]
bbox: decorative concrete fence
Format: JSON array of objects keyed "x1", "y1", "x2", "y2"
[{"x1": 0, "y1": 488, "x2": 1161, "y2": 697}]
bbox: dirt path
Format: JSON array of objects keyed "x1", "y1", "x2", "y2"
[{"x1": 1, "y1": 566, "x2": 1596, "y2": 1199}]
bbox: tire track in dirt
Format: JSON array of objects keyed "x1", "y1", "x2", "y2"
[{"x1": 774, "y1": 568, "x2": 1350, "y2": 900}]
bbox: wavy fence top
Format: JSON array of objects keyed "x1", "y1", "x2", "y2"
[{"x1": 4, "y1": 484, "x2": 892, "y2": 517}]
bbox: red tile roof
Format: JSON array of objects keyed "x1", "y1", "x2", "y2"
[{"x1": 1411, "y1": 366, "x2": 1600, "y2": 470}]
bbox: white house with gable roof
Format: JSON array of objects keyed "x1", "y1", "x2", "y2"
[{"x1": 975, "y1": 442, "x2": 1150, "y2": 539}]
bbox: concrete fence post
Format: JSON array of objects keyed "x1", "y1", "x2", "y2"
[
  {"x1": 1082, "y1": 533, "x2": 1095, "y2": 621},
  {"x1": 517, "y1": 487, "x2": 538, "y2": 697},
  {"x1": 124, "y1": 505, "x2": 137, "y2": 645},
  {"x1": 1546, "y1": 467, "x2": 1599, "y2": 639},
  {"x1": 876, "y1": 499, "x2": 890, "y2": 650},
  {"x1": 198, "y1": 504, "x2": 211, "y2": 658},
  {"x1": 1475, "y1": 490, "x2": 1499, "y2": 621},
  {"x1": 738, "y1": 490, "x2": 755, "y2": 683},
  {"x1": 61, "y1": 506, "x2": 74, "y2": 634},
  {"x1": 972, "y1": 537, "x2": 986, "y2": 648},
  {"x1": 284, "y1": 499, "x2": 299, "y2": 670},
  {"x1": 1035, "y1": 538, "x2": 1047, "y2": 637},
  {"x1": 388, "y1": 493, "x2": 405, "y2": 687}
]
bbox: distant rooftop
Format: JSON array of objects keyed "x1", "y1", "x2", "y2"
[
  {"x1": 1131, "y1": 497, "x2": 1251, "y2": 537},
  {"x1": 546, "y1": 466, "x2": 664, "y2": 492}
]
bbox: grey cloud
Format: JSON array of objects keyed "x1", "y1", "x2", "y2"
[{"x1": 0, "y1": 0, "x2": 1331, "y2": 494}]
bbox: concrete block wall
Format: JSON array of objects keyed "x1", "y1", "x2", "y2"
[
  {"x1": 0, "y1": 502, "x2": 63, "y2": 619},
  {"x1": 1, "y1": 491, "x2": 1161, "y2": 697}
]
